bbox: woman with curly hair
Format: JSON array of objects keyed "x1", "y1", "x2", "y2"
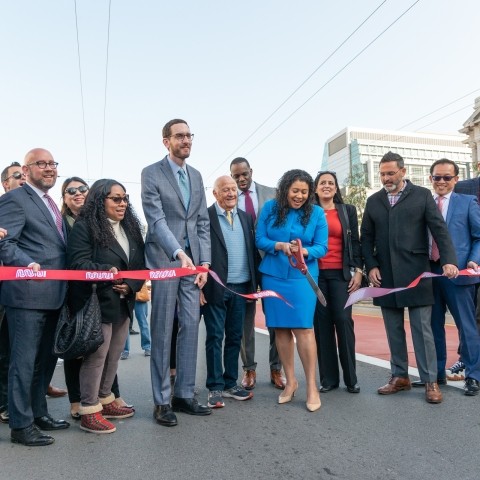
[
  {"x1": 256, "y1": 169, "x2": 328, "y2": 412},
  {"x1": 66, "y1": 179, "x2": 145, "y2": 434}
]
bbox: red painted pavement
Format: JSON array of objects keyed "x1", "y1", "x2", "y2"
[{"x1": 254, "y1": 302, "x2": 460, "y2": 369}]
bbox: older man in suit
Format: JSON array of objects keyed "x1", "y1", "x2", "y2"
[
  {"x1": 0, "y1": 148, "x2": 69, "y2": 446},
  {"x1": 361, "y1": 151, "x2": 458, "y2": 404},
  {"x1": 230, "y1": 157, "x2": 284, "y2": 391},
  {"x1": 201, "y1": 176, "x2": 257, "y2": 408},
  {"x1": 412, "y1": 159, "x2": 480, "y2": 396},
  {"x1": 142, "y1": 119, "x2": 211, "y2": 427}
]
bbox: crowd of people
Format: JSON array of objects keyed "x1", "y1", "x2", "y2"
[{"x1": 0, "y1": 118, "x2": 479, "y2": 447}]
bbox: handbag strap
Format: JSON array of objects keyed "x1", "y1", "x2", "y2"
[{"x1": 340, "y1": 204, "x2": 354, "y2": 265}]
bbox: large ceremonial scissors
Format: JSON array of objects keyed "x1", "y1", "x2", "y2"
[{"x1": 288, "y1": 238, "x2": 327, "y2": 307}]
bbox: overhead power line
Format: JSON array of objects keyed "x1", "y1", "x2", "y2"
[
  {"x1": 243, "y1": 0, "x2": 422, "y2": 158},
  {"x1": 100, "y1": 0, "x2": 112, "y2": 176},
  {"x1": 205, "y1": 0, "x2": 389, "y2": 182},
  {"x1": 73, "y1": 0, "x2": 89, "y2": 178}
]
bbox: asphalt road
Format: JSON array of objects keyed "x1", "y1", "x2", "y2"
[{"x1": 1, "y1": 324, "x2": 479, "y2": 480}]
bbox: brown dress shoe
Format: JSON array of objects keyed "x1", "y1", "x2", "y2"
[
  {"x1": 46, "y1": 385, "x2": 68, "y2": 398},
  {"x1": 377, "y1": 376, "x2": 411, "y2": 395},
  {"x1": 241, "y1": 370, "x2": 256, "y2": 390},
  {"x1": 425, "y1": 382, "x2": 443, "y2": 404},
  {"x1": 270, "y1": 369, "x2": 286, "y2": 390}
]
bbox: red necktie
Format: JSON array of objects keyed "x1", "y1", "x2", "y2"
[
  {"x1": 430, "y1": 195, "x2": 444, "y2": 262},
  {"x1": 244, "y1": 190, "x2": 256, "y2": 222},
  {"x1": 44, "y1": 193, "x2": 65, "y2": 241}
]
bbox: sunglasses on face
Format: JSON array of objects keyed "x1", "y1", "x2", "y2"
[
  {"x1": 6, "y1": 171, "x2": 24, "y2": 181},
  {"x1": 64, "y1": 185, "x2": 89, "y2": 195},
  {"x1": 431, "y1": 175, "x2": 456, "y2": 182},
  {"x1": 106, "y1": 195, "x2": 129, "y2": 205}
]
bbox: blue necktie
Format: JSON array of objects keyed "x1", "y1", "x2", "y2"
[{"x1": 177, "y1": 169, "x2": 190, "y2": 209}]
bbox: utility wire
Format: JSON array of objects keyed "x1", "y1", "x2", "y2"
[
  {"x1": 205, "y1": 0, "x2": 388, "y2": 182},
  {"x1": 243, "y1": 0, "x2": 422, "y2": 158},
  {"x1": 73, "y1": 0, "x2": 89, "y2": 178},
  {"x1": 100, "y1": 0, "x2": 112, "y2": 177}
]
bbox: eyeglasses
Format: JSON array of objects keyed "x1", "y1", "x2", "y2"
[
  {"x1": 317, "y1": 170, "x2": 336, "y2": 175},
  {"x1": 26, "y1": 161, "x2": 59, "y2": 169},
  {"x1": 6, "y1": 171, "x2": 24, "y2": 181},
  {"x1": 431, "y1": 175, "x2": 456, "y2": 182},
  {"x1": 65, "y1": 185, "x2": 89, "y2": 195},
  {"x1": 168, "y1": 133, "x2": 194, "y2": 142},
  {"x1": 379, "y1": 169, "x2": 401, "y2": 178},
  {"x1": 106, "y1": 195, "x2": 129, "y2": 204}
]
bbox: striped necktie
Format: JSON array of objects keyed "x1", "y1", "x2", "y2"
[{"x1": 44, "y1": 193, "x2": 65, "y2": 241}]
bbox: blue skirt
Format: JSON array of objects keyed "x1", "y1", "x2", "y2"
[{"x1": 262, "y1": 274, "x2": 317, "y2": 329}]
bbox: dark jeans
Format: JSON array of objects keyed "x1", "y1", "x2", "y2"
[{"x1": 203, "y1": 283, "x2": 248, "y2": 391}]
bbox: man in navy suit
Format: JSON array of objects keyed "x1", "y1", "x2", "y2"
[
  {"x1": 0, "y1": 148, "x2": 70, "y2": 446},
  {"x1": 419, "y1": 159, "x2": 480, "y2": 396}
]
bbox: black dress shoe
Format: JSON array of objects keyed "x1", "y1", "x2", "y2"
[
  {"x1": 171, "y1": 396, "x2": 212, "y2": 416},
  {"x1": 11, "y1": 424, "x2": 54, "y2": 446},
  {"x1": 346, "y1": 384, "x2": 361, "y2": 393},
  {"x1": 319, "y1": 385, "x2": 338, "y2": 393},
  {"x1": 412, "y1": 378, "x2": 447, "y2": 388},
  {"x1": 464, "y1": 378, "x2": 480, "y2": 396},
  {"x1": 129, "y1": 328, "x2": 139, "y2": 335},
  {"x1": 153, "y1": 405, "x2": 178, "y2": 427},
  {"x1": 34, "y1": 414, "x2": 70, "y2": 431}
]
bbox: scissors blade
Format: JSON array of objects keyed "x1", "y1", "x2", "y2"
[{"x1": 305, "y1": 270, "x2": 327, "y2": 307}]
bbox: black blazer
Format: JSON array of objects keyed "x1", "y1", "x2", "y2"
[
  {"x1": 334, "y1": 203, "x2": 363, "y2": 282},
  {"x1": 361, "y1": 181, "x2": 457, "y2": 308},
  {"x1": 66, "y1": 219, "x2": 145, "y2": 323},
  {"x1": 202, "y1": 206, "x2": 257, "y2": 305},
  {"x1": 454, "y1": 177, "x2": 479, "y2": 197}
]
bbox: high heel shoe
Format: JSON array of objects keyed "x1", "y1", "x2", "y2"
[
  {"x1": 306, "y1": 395, "x2": 321, "y2": 412},
  {"x1": 278, "y1": 382, "x2": 298, "y2": 404},
  {"x1": 70, "y1": 402, "x2": 81, "y2": 420}
]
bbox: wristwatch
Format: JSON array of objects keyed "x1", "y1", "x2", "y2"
[{"x1": 353, "y1": 268, "x2": 363, "y2": 274}]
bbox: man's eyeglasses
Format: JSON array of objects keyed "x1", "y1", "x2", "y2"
[
  {"x1": 431, "y1": 175, "x2": 456, "y2": 182},
  {"x1": 6, "y1": 171, "x2": 24, "y2": 181},
  {"x1": 65, "y1": 186, "x2": 89, "y2": 196},
  {"x1": 168, "y1": 133, "x2": 194, "y2": 142},
  {"x1": 379, "y1": 169, "x2": 401, "y2": 178},
  {"x1": 106, "y1": 195, "x2": 129, "y2": 205},
  {"x1": 26, "y1": 161, "x2": 59, "y2": 169}
]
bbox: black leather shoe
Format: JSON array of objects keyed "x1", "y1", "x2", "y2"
[
  {"x1": 153, "y1": 405, "x2": 178, "y2": 427},
  {"x1": 171, "y1": 396, "x2": 212, "y2": 416},
  {"x1": 412, "y1": 378, "x2": 447, "y2": 388},
  {"x1": 346, "y1": 384, "x2": 361, "y2": 393},
  {"x1": 319, "y1": 385, "x2": 338, "y2": 393},
  {"x1": 11, "y1": 424, "x2": 54, "y2": 446},
  {"x1": 464, "y1": 378, "x2": 480, "y2": 396},
  {"x1": 34, "y1": 414, "x2": 70, "y2": 431}
]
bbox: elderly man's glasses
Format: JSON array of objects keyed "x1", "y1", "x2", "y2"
[
  {"x1": 431, "y1": 175, "x2": 455, "y2": 182},
  {"x1": 6, "y1": 171, "x2": 24, "y2": 181},
  {"x1": 106, "y1": 195, "x2": 129, "y2": 205},
  {"x1": 65, "y1": 186, "x2": 89, "y2": 195},
  {"x1": 168, "y1": 133, "x2": 194, "y2": 142},
  {"x1": 26, "y1": 161, "x2": 59, "y2": 169}
]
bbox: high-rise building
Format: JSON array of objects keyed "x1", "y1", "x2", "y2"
[{"x1": 322, "y1": 127, "x2": 472, "y2": 194}]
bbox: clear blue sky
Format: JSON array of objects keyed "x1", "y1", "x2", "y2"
[{"x1": 1, "y1": 0, "x2": 478, "y2": 216}]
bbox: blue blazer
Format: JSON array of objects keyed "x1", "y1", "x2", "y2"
[
  {"x1": 256, "y1": 200, "x2": 328, "y2": 279},
  {"x1": 445, "y1": 192, "x2": 480, "y2": 285}
]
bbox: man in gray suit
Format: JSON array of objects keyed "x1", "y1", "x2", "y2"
[
  {"x1": 0, "y1": 148, "x2": 69, "y2": 446},
  {"x1": 142, "y1": 119, "x2": 212, "y2": 427},
  {"x1": 230, "y1": 157, "x2": 285, "y2": 391}
]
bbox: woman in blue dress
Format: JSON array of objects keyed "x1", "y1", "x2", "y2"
[{"x1": 256, "y1": 170, "x2": 328, "y2": 411}]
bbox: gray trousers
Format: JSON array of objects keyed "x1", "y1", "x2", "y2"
[
  {"x1": 381, "y1": 306, "x2": 437, "y2": 382},
  {"x1": 240, "y1": 300, "x2": 282, "y2": 371},
  {"x1": 80, "y1": 316, "x2": 129, "y2": 406}
]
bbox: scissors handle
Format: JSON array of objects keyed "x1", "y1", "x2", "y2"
[{"x1": 288, "y1": 238, "x2": 307, "y2": 274}]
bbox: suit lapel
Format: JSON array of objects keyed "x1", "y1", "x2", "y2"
[
  {"x1": 159, "y1": 157, "x2": 186, "y2": 209},
  {"x1": 209, "y1": 207, "x2": 227, "y2": 251},
  {"x1": 446, "y1": 193, "x2": 457, "y2": 225}
]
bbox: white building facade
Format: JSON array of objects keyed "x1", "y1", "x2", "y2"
[{"x1": 321, "y1": 127, "x2": 472, "y2": 194}]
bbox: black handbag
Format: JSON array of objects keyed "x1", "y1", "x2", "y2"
[
  {"x1": 53, "y1": 284, "x2": 104, "y2": 360},
  {"x1": 341, "y1": 204, "x2": 369, "y2": 288}
]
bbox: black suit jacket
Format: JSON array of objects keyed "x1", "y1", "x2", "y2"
[
  {"x1": 66, "y1": 219, "x2": 145, "y2": 323},
  {"x1": 202, "y1": 206, "x2": 257, "y2": 305},
  {"x1": 361, "y1": 180, "x2": 457, "y2": 308}
]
